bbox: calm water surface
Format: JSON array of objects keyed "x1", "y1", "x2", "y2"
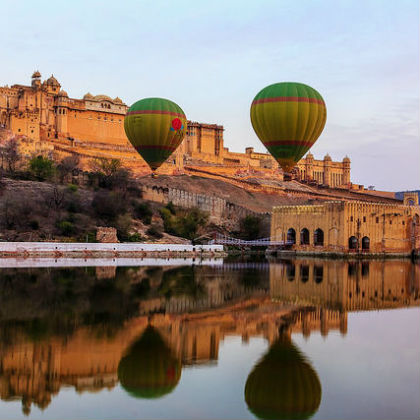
[{"x1": 0, "y1": 258, "x2": 419, "y2": 420}]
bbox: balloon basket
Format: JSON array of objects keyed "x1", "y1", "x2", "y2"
[{"x1": 151, "y1": 172, "x2": 158, "y2": 178}]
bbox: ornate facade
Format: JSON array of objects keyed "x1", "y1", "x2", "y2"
[
  {"x1": 270, "y1": 193, "x2": 420, "y2": 254},
  {"x1": 1, "y1": 71, "x2": 350, "y2": 185}
]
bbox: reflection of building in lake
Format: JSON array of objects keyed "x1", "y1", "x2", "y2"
[
  {"x1": 270, "y1": 259, "x2": 420, "y2": 311},
  {"x1": 1, "y1": 260, "x2": 419, "y2": 414}
]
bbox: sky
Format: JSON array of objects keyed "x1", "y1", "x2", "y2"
[{"x1": 0, "y1": 0, "x2": 418, "y2": 191}]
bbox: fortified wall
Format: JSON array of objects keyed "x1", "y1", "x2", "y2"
[{"x1": 141, "y1": 184, "x2": 267, "y2": 227}]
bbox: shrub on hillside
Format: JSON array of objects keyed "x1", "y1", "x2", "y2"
[
  {"x1": 165, "y1": 201, "x2": 176, "y2": 215},
  {"x1": 146, "y1": 224, "x2": 163, "y2": 239},
  {"x1": 239, "y1": 214, "x2": 262, "y2": 240},
  {"x1": 56, "y1": 220, "x2": 75, "y2": 236},
  {"x1": 28, "y1": 155, "x2": 55, "y2": 181},
  {"x1": 134, "y1": 202, "x2": 153, "y2": 225},
  {"x1": 0, "y1": 192, "x2": 32, "y2": 229},
  {"x1": 114, "y1": 213, "x2": 132, "y2": 241},
  {"x1": 91, "y1": 191, "x2": 127, "y2": 221},
  {"x1": 159, "y1": 206, "x2": 208, "y2": 240},
  {"x1": 89, "y1": 158, "x2": 131, "y2": 191}
]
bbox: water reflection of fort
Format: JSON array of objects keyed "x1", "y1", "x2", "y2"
[{"x1": 0, "y1": 260, "x2": 418, "y2": 415}]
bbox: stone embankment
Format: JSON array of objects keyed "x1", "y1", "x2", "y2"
[{"x1": 0, "y1": 242, "x2": 226, "y2": 259}]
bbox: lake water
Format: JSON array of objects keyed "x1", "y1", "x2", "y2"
[{"x1": 0, "y1": 258, "x2": 419, "y2": 420}]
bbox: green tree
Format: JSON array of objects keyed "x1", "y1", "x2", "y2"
[
  {"x1": 89, "y1": 158, "x2": 131, "y2": 190},
  {"x1": 29, "y1": 155, "x2": 55, "y2": 180}
]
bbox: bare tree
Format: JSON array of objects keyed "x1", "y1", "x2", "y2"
[
  {"x1": 89, "y1": 157, "x2": 131, "y2": 191},
  {"x1": 1, "y1": 138, "x2": 20, "y2": 174},
  {"x1": 57, "y1": 155, "x2": 80, "y2": 183},
  {"x1": 44, "y1": 185, "x2": 65, "y2": 211}
]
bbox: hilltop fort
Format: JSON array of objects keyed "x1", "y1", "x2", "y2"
[{"x1": 1, "y1": 71, "x2": 353, "y2": 188}]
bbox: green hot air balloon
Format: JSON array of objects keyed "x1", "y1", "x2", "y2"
[
  {"x1": 118, "y1": 326, "x2": 181, "y2": 399},
  {"x1": 124, "y1": 98, "x2": 187, "y2": 174},
  {"x1": 250, "y1": 82, "x2": 327, "y2": 174},
  {"x1": 245, "y1": 337, "x2": 322, "y2": 420}
]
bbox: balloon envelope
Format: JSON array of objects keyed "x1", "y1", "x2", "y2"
[
  {"x1": 124, "y1": 98, "x2": 187, "y2": 171},
  {"x1": 245, "y1": 338, "x2": 322, "y2": 419},
  {"x1": 250, "y1": 82, "x2": 326, "y2": 173},
  {"x1": 118, "y1": 326, "x2": 181, "y2": 399}
]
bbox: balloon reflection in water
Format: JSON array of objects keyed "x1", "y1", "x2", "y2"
[
  {"x1": 245, "y1": 336, "x2": 321, "y2": 419},
  {"x1": 118, "y1": 326, "x2": 181, "y2": 398}
]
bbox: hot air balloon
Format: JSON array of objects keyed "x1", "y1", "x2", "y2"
[
  {"x1": 250, "y1": 82, "x2": 326, "y2": 175},
  {"x1": 124, "y1": 98, "x2": 187, "y2": 175},
  {"x1": 118, "y1": 326, "x2": 181, "y2": 399},
  {"x1": 245, "y1": 336, "x2": 322, "y2": 419}
]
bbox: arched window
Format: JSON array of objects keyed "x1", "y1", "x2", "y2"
[
  {"x1": 349, "y1": 236, "x2": 358, "y2": 250},
  {"x1": 348, "y1": 262, "x2": 357, "y2": 276},
  {"x1": 314, "y1": 265, "x2": 323, "y2": 283},
  {"x1": 287, "y1": 228, "x2": 296, "y2": 244},
  {"x1": 286, "y1": 262, "x2": 295, "y2": 281},
  {"x1": 314, "y1": 228, "x2": 324, "y2": 246},
  {"x1": 362, "y1": 236, "x2": 370, "y2": 251},
  {"x1": 300, "y1": 228, "x2": 310, "y2": 245},
  {"x1": 361, "y1": 262, "x2": 369, "y2": 277},
  {"x1": 300, "y1": 265, "x2": 309, "y2": 283}
]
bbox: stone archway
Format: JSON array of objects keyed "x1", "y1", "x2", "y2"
[
  {"x1": 300, "y1": 228, "x2": 310, "y2": 245},
  {"x1": 287, "y1": 228, "x2": 296, "y2": 244},
  {"x1": 348, "y1": 236, "x2": 358, "y2": 250},
  {"x1": 314, "y1": 229, "x2": 324, "y2": 246},
  {"x1": 362, "y1": 236, "x2": 370, "y2": 251}
]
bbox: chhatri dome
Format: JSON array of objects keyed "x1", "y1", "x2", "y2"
[
  {"x1": 118, "y1": 326, "x2": 181, "y2": 399},
  {"x1": 343, "y1": 155, "x2": 350, "y2": 163},
  {"x1": 32, "y1": 70, "x2": 41, "y2": 78},
  {"x1": 46, "y1": 74, "x2": 60, "y2": 87},
  {"x1": 113, "y1": 97, "x2": 123, "y2": 104},
  {"x1": 58, "y1": 90, "x2": 68, "y2": 97},
  {"x1": 83, "y1": 92, "x2": 94, "y2": 100},
  {"x1": 93, "y1": 94, "x2": 113, "y2": 102},
  {"x1": 306, "y1": 152, "x2": 314, "y2": 160},
  {"x1": 324, "y1": 153, "x2": 332, "y2": 161},
  {"x1": 245, "y1": 337, "x2": 322, "y2": 420}
]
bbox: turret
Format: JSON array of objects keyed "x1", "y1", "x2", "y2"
[
  {"x1": 56, "y1": 90, "x2": 68, "y2": 135},
  {"x1": 31, "y1": 70, "x2": 41, "y2": 89},
  {"x1": 44, "y1": 74, "x2": 61, "y2": 94},
  {"x1": 305, "y1": 152, "x2": 314, "y2": 181},
  {"x1": 342, "y1": 155, "x2": 351, "y2": 186}
]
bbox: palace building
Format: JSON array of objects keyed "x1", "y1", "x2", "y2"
[
  {"x1": 0, "y1": 71, "x2": 351, "y2": 185},
  {"x1": 270, "y1": 192, "x2": 420, "y2": 254}
]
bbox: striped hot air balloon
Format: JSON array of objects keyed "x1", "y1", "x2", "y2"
[
  {"x1": 124, "y1": 98, "x2": 187, "y2": 174},
  {"x1": 245, "y1": 337, "x2": 322, "y2": 419},
  {"x1": 118, "y1": 326, "x2": 181, "y2": 399},
  {"x1": 250, "y1": 82, "x2": 327, "y2": 174}
]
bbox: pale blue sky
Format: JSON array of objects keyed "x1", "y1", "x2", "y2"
[{"x1": 1, "y1": 0, "x2": 418, "y2": 190}]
